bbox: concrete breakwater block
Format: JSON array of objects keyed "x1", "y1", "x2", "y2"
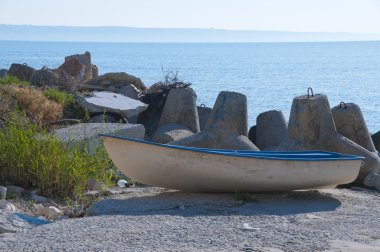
[
  {"x1": 256, "y1": 110, "x2": 288, "y2": 150},
  {"x1": 277, "y1": 93, "x2": 380, "y2": 184},
  {"x1": 171, "y1": 91, "x2": 258, "y2": 150},
  {"x1": 197, "y1": 105, "x2": 212, "y2": 131},
  {"x1": 53, "y1": 123, "x2": 145, "y2": 154},
  {"x1": 372, "y1": 131, "x2": 380, "y2": 152},
  {"x1": 152, "y1": 88, "x2": 200, "y2": 143},
  {"x1": 332, "y1": 102, "x2": 377, "y2": 153},
  {"x1": 77, "y1": 91, "x2": 148, "y2": 123}
]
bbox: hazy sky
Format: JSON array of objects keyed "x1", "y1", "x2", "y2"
[{"x1": 1, "y1": 0, "x2": 380, "y2": 33}]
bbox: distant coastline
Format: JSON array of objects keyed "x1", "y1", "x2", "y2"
[{"x1": 1, "y1": 24, "x2": 380, "y2": 43}]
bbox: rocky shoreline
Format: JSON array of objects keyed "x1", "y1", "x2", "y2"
[{"x1": 1, "y1": 51, "x2": 380, "y2": 251}]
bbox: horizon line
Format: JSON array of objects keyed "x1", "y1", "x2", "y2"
[{"x1": 1, "y1": 24, "x2": 380, "y2": 35}]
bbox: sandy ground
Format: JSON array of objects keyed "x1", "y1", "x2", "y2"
[{"x1": 1, "y1": 187, "x2": 380, "y2": 252}]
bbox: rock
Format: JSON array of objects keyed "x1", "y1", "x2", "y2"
[
  {"x1": 31, "y1": 190, "x2": 49, "y2": 203},
  {"x1": 152, "y1": 123, "x2": 195, "y2": 143},
  {"x1": 117, "y1": 84, "x2": 140, "y2": 99},
  {"x1": 171, "y1": 91, "x2": 259, "y2": 150},
  {"x1": 276, "y1": 93, "x2": 380, "y2": 184},
  {"x1": 100, "y1": 72, "x2": 146, "y2": 91},
  {"x1": 53, "y1": 123, "x2": 145, "y2": 154},
  {"x1": 0, "y1": 186, "x2": 7, "y2": 199},
  {"x1": 371, "y1": 131, "x2": 380, "y2": 151},
  {"x1": 87, "y1": 178, "x2": 103, "y2": 191},
  {"x1": 148, "y1": 82, "x2": 165, "y2": 94},
  {"x1": 84, "y1": 191, "x2": 100, "y2": 199},
  {"x1": 332, "y1": 102, "x2": 377, "y2": 153},
  {"x1": 248, "y1": 125, "x2": 257, "y2": 145},
  {"x1": 364, "y1": 173, "x2": 380, "y2": 191},
  {"x1": 30, "y1": 68, "x2": 60, "y2": 87},
  {"x1": 77, "y1": 91, "x2": 148, "y2": 123},
  {"x1": 197, "y1": 105, "x2": 212, "y2": 131},
  {"x1": 34, "y1": 204, "x2": 63, "y2": 220},
  {"x1": 8, "y1": 63, "x2": 35, "y2": 81},
  {"x1": 256, "y1": 110, "x2": 288, "y2": 150},
  {"x1": 0, "y1": 69, "x2": 8, "y2": 78},
  {"x1": 80, "y1": 72, "x2": 146, "y2": 94},
  {"x1": 0, "y1": 200, "x2": 16, "y2": 212},
  {"x1": 58, "y1": 51, "x2": 92, "y2": 83},
  {"x1": 91, "y1": 64, "x2": 98, "y2": 79},
  {"x1": 89, "y1": 113, "x2": 125, "y2": 123},
  {"x1": 152, "y1": 88, "x2": 200, "y2": 143},
  {"x1": 6, "y1": 186, "x2": 24, "y2": 197}
]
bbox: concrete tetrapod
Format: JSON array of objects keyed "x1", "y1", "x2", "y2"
[
  {"x1": 152, "y1": 88, "x2": 200, "y2": 143},
  {"x1": 332, "y1": 102, "x2": 377, "y2": 153},
  {"x1": 256, "y1": 110, "x2": 288, "y2": 150},
  {"x1": 276, "y1": 93, "x2": 380, "y2": 184},
  {"x1": 171, "y1": 91, "x2": 259, "y2": 150}
]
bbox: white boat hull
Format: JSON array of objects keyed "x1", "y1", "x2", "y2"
[{"x1": 101, "y1": 135, "x2": 363, "y2": 192}]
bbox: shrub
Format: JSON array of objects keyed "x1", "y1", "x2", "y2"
[
  {"x1": 0, "y1": 124, "x2": 114, "y2": 198},
  {"x1": 6, "y1": 86, "x2": 63, "y2": 125},
  {"x1": 0, "y1": 75, "x2": 29, "y2": 86},
  {"x1": 44, "y1": 88, "x2": 75, "y2": 106}
]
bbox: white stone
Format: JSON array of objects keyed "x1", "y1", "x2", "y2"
[
  {"x1": 35, "y1": 204, "x2": 63, "y2": 220},
  {"x1": 0, "y1": 200, "x2": 16, "y2": 212},
  {"x1": 78, "y1": 91, "x2": 148, "y2": 120}
]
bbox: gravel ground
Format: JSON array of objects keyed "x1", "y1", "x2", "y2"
[{"x1": 1, "y1": 187, "x2": 380, "y2": 251}]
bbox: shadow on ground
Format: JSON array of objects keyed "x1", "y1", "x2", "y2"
[{"x1": 87, "y1": 188, "x2": 341, "y2": 217}]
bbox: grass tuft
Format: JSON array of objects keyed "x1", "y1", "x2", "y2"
[
  {"x1": 0, "y1": 75, "x2": 29, "y2": 86},
  {"x1": 44, "y1": 88, "x2": 75, "y2": 106},
  {"x1": 0, "y1": 124, "x2": 114, "y2": 198}
]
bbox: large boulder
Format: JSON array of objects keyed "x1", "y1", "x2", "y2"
[
  {"x1": 197, "y1": 105, "x2": 212, "y2": 131},
  {"x1": 8, "y1": 63, "x2": 35, "y2": 81},
  {"x1": 77, "y1": 91, "x2": 148, "y2": 123},
  {"x1": 0, "y1": 69, "x2": 8, "y2": 78},
  {"x1": 152, "y1": 88, "x2": 200, "y2": 143},
  {"x1": 79, "y1": 72, "x2": 146, "y2": 98},
  {"x1": 277, "y1": 93, "x2": 380, "y2": 184},
  {"x1": 91, "y1": 65, "x2": 98, "y2": 79},
  {"x1": 30, "y1": 68, "x2": 60, "y2": 87},
  {"x1": 256, "y1": 110, "x2": 288, "y2": 150},
  {"x1": 372, "y1": 131, "x2": 380, "y2": 152},
  {"x1": 332, "y1": 102, "x2": 377, "y2": 153},
  {"x1": 58, "y1": 52, "x2": 92, "y2": 83},
  {"x1": 171, "y1": 91, "x2": 259, "y2": 150},
  {"x1": 54, "y1": 123, "x2": 145, "y2": 153}
]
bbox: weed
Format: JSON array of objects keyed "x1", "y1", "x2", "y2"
[
  {"x1": 0, "y1": 75, "x2": 29, "y2": 86},
  {"x1": 44, "y1": 88, "x2": 74, "y2": 106},
  {"x1": 0, "y1": 124, "x2": 114, "y2": 199}
]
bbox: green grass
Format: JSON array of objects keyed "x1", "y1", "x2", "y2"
[
  {"x1": 44, "y1": 88, "x2": 75, "y2": 106},
  {"x1": 0, "y1": 75, "x2": 29, "y2": 86},
  {"x1": 0, "y1": 124, "x2": 115, "y2": 198}
]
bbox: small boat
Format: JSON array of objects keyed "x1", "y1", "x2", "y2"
[{"x1": 100, "y1": 134, "x2": 364, "y2": 192}]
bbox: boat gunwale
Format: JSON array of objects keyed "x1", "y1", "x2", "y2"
[{"x1": 99, "y1": 134, "x2": 364, "y2": 161}]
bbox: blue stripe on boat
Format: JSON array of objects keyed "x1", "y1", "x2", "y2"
[{"x1": 99, "y1": 134, "x2": 364, "y2": 161}]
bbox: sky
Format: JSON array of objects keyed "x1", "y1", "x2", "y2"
[{"x1": 0, "y1": 0, "x2": 380, "y2": 33}]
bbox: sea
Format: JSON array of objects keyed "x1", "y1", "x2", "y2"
[{"x1": 0, "y1": 41, "x2": 379, "y2": 132}]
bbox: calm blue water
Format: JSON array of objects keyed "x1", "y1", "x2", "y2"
[{"x1": 0, "y1": 41, "x2": 379, "y2": 132}]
